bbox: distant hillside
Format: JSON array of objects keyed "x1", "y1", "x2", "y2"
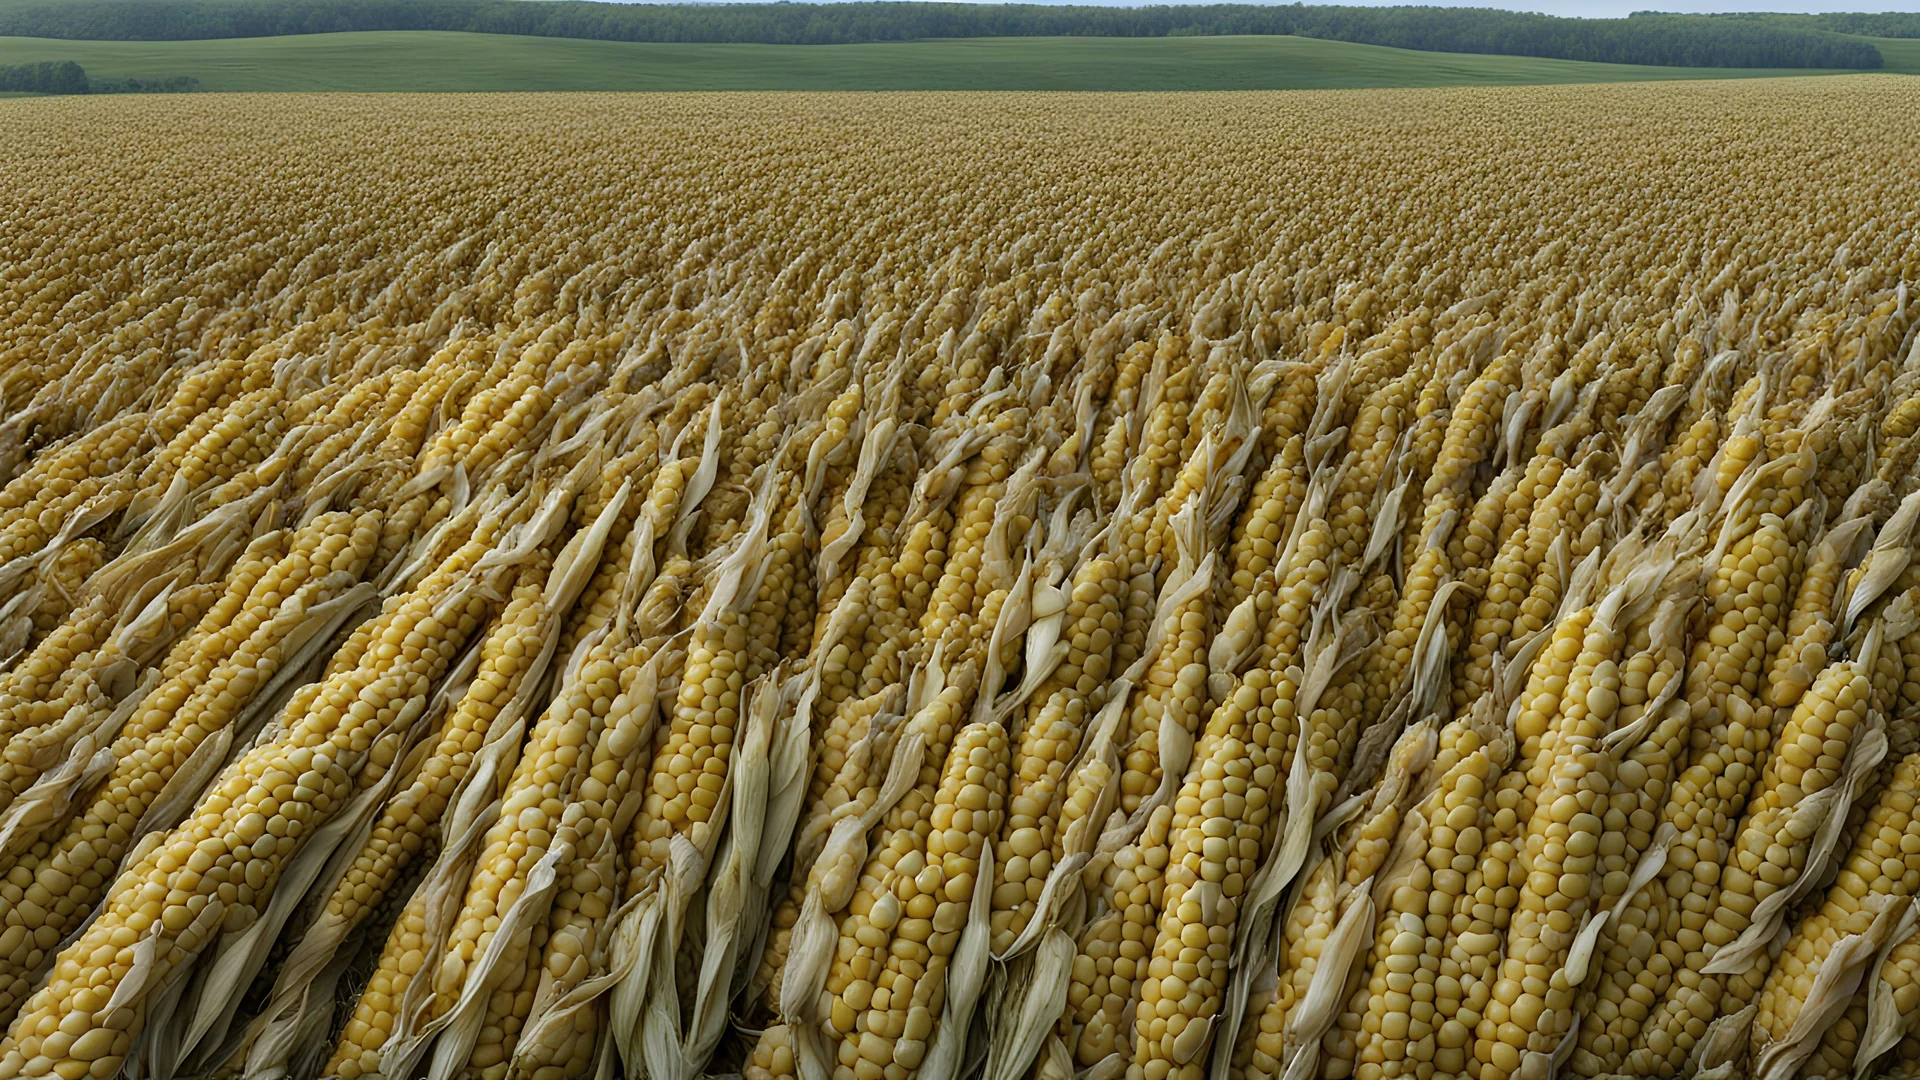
[
  {"x1": 4, "y1": 31, "x2": 1883, "y2": 93},
  {"x1": 0, "y1": 0, "x2": 1885, "y2": 69}
]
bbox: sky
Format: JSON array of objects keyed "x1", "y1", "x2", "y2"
[
  {"x1": 1279, "y1": 0, "x2": 1920, "y2": 14},
  {"x1": 637, "y1": 0, "x2": 1920, "y2": 17}
]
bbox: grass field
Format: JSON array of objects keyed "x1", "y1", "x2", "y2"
[
  {"x1": 0, "y1": 30, "x2": 1901, "y2": 92},
  {"x1": 1871, "y1": 34, "x2": 1920, "y2": 73}
]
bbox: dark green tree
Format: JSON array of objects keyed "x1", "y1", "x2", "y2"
[{"x1": 0, "y1": 59, "x2": 88, "y2": 92}]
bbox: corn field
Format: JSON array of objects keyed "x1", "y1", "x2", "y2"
[{"x1": 2, "y1": 81, "x2": 1920, "y2": 1080}]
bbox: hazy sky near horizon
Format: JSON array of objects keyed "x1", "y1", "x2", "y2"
[
  {"x1": 625, "y1": 0, "x2": 1920, "y2": 18},
  {"x1": 1278, "y1": 0, "x2": 1919, "y2": 14},
  {"x1": 1291, "y1": 0, "x2": 1918, "y2": 11}
]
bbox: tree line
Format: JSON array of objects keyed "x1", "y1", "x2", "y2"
[
  {"x1": 0, "y1": 59, "x2": 199, "y2": 92},
  {"x1": 0, "y1": 1, "x2": 1885, "y2": 69},
  {"x1": 1696, "y1": 11, "x2": 1920, "y2": 39}
]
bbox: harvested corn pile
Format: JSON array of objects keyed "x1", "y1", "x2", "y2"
[{"x1": 3, "y1": 79, "x2": 1920, "y2": 1080}]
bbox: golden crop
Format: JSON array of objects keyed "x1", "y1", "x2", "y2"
[{"x1": 0, "y1": 79, "x2": 1918, "y2": 1080}]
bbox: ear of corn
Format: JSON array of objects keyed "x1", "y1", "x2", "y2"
[
  {"x1": 1566, "y1": 598, "x2": 1694, "y2": 1076},
  {"x1": 408, "y1": 599, "x2": 635, "y2": 1080},
  {"x1": 989, "y1": 541, "x2": 1126, "y2": 956},
  {"x1": 1616, "y1": 496, "x2": 1806, "y2": 1078},
  {"x1": 1752, "y1": 755, "x2": 1920, "y2": 1078}
]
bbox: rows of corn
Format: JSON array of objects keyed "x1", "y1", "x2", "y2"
[{"x1": 2, "y1": 81, "x2": 1920, "y2": 1080}]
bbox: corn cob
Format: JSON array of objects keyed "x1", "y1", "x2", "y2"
[
  {"x1": 1261, "y1": 712, "x2": 1461, "y2": 1080},
  {"x1": 1566, "y1": 599, "x2": 1694, "y2": 1077},
  {"x1": 506, "y1": 639, "x2": 680, "y2": 1080},
  {"x1": 1619, "y1": 500, "x2": 1806, "y2": 1076},
  {"x1": 1453, "y1": 436, "x2": 1578, "y2": 709},
  {"x1": 989, "y1": 541, "x2": 1126, "y2": 954},
  {"x1": 821, "y1": 717, "x2": 1008, "y2": 1080},
  {"x1": 1751, "y1": 755, "x2": 1920, "y2": 1078},
  {"x1": 417, "y1": 618, "x2": 636, "y2": 1080},
  {"x1": 1689, "y1": 633, "x2": 1885, "y2": 994}
]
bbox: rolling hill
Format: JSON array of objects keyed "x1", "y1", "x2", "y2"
[{"x1": 0, "y1": 30, "x2": 1906, "y2": 92}]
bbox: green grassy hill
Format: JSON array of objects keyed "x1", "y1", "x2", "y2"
[
  {"x1": 1870, "y1": 34, "x2": 1920, "y2": 73},
  {"x1": 0, "y1": 30, "x2": 1899, "y2": 92}
]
